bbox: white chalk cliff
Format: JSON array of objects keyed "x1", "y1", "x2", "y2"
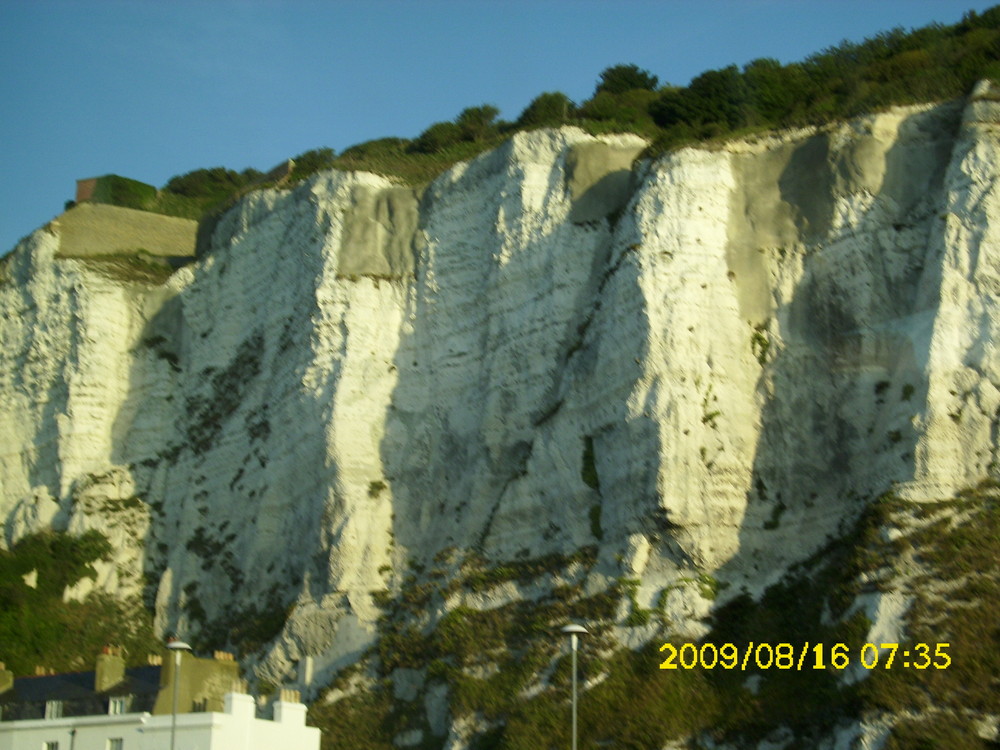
[{"x1": 2, "y1": 83, "x2": 1000, "y2": 731}]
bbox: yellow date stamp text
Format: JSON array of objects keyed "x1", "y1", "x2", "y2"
[{"x1": 659, "y1": 642, "x2": 951, "y2": 671}]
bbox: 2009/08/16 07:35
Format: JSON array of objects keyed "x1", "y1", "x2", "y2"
[{"x1": 659, "y1": 641, "x2": 951, "y2": 671}]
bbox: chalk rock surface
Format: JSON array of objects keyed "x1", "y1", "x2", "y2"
[{"x1": 1, "y1": 87, "x2": 999, "y2": 705}]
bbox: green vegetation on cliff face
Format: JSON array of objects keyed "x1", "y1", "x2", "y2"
[
  {"x1": 858, "y1": 483, "x2": 1000, "y2": 748},
  {"x1": 0, "y1": 530, "x2": 158, "y2": 675},
  {"x1": 304, "y1": 482, "x2": 1000, "y2": 750},
  {"x1": 306, "y1": 541, "x2": 858, "y2": 749}
]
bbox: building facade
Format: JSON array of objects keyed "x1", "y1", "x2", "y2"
[
  {"x1": 0, "y1": 653, "x2": 320, "y2": 750},
  {"x1": 0, "y1": 691, "x2": 319, "y2": 750}
]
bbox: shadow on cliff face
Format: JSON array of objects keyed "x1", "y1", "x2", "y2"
[
  {"x1": 378, "y1": 133, "x2": 654, "y2": 567},
  {"x1": 109, "y1": 184, "x2": 358, "y2": 646},
  {"x1": 717, "y1": 101, "x2": 963, "y2": 589}
]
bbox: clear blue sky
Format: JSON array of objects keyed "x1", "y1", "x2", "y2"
[{"x1": 1, "y1": 0, "x2": 996, "y2": 255}]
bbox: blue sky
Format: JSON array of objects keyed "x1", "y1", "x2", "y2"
[{"x1": 1, "y1": 0, "x2": 996, "y2": 255}]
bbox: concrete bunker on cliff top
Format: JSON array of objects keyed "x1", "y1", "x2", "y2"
[
  {"x1": 56, "y1": 174, "x2": 198, "y2": 262},
  {"x1": 55, "y1": 203, "x2": 198, "y2": 260}
]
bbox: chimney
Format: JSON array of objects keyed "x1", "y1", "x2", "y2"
[
  {"x1": 0, "y1": 662, "x2": 12, "y2": 694},
  {"x1": 95, "y1": 649, "x2": 126, "y2": 692},
  {"x1": 274, "y1": 689, "x2": 306, "y2": 725}
]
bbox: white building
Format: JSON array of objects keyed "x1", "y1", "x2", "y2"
[
  {"x1": 0, "y1": 651, "x2": 320, "y2": 750},
  {"x1": 0, "y1": 691, "x2": 320, "y2": 750}
]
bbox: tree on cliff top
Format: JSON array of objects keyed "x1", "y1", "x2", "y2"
[{"x1": 594, "y1": 64, "x2": 660, "y2": 95}]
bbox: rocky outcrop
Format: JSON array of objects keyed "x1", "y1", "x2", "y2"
[{"x1": 2, "y1": 84, "x2": 1000, "y2": 743}]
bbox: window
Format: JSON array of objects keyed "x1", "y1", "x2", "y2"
[
  {"x1": 108, "y1": 696, "x2": 130, "y2": 715},
  {"x1": 107, "y1": 739, "x2": 124, "y2": 750},
  {"x1": 44, "y1": 700, "x2": 63, "y2": 719}
]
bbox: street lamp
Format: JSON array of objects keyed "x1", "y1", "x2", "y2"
[
  {"x1": 166, "y1": 640, "x2": 191, "y2": 750},
  {"x1": 561, "y1": 624, "x2": 588, "y2": 750}
]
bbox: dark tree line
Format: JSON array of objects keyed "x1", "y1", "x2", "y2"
[{"x1": 154, "y1": 6, "x2": 1000, "y2": 198}]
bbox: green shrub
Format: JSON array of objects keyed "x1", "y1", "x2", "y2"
[
  {"x1": 594, "y1": 64, "x2": 659, "y2": 96},
  {"x1": 652, "y1": 65, "x2": 749, "y2": 133},
  {"x1": 435, "y1": 606, "x2": 508, "y2": 665},
  {"x1": 308, "y1": 692, "x2": 394, "y2": 750},
  {"x1": 456, "y1": 104, "x2": 502, "y2": 142},
  {"x1": 516, "y1": 92, "x2": 575, "y2": 128},
  {"x1": 0, "y1": 530, "x2": 158, "y2": 675},
  {"x1": 378, "y1": 623, "x2": 435, "y2": 673},
  {"x1": 742, "y1": 58, "x2": 811, "y2": 126},
  {"x1": 288, "y1": 147, "x2": 337, "y2": 183},
  {"x1": 858, "y1": 489, "x2": 1000, "y2": 719},
  {"x1": 577, "y1": 88, "x2": 659, "y2": 134},
  {"x1": 884, "y1": 715, "x2": 983, "y2": 749},
  {"x1": 163, "y1": 167, "x2": 262, "y2": 202},
  {"x1": 410, "y1": 105, "x2": 501, "y2": 155},
  {"x1": 410, "y1": 121, "x2": 463, "y2": 154}
]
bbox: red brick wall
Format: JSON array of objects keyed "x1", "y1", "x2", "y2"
[{"x1": 75, "y1": 178, "x2": 98, "y2": 202}]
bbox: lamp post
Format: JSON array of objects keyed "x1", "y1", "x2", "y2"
[
  {"x1": 166, "y1": 640, "x2": 191, "y2": 750},
  {"x1": 561, "y1": 624, "x2": 588, "y2": 750}
]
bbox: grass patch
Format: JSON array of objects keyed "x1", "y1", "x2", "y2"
[
  {"x1": 884, "y1": 714, "x2": 985, "y2": 750},
  {"x1": 751, "y1": 322, "x2": 770, "y2": 366},
  {"x1": 462, "y1": 548, "x2": 597, "y2": 593},
  {"x1": 327, "y1": 135, "x2": 509, "y2": 187}
]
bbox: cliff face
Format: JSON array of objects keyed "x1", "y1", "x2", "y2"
[{"x1": 2, "y1": 86, "x2": 1000, "y2": 741}]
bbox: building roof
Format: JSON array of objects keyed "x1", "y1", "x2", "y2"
[{"x1": 0, "y1": 665, "x2": 161, "y2": 704}]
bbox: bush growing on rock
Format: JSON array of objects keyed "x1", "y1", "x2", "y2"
[
  {"x1": 455, "y1": 104, "x2": 502, "y2": 142},
  {"x1": 410, "y1": 120, "x2": 464, "y2": 154},
  {"x1": 516, "y1": 91, "x2": 575, "y2": 128}
]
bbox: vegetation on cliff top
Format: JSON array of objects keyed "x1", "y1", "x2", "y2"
[
  {"x1": 321, "y1": 3, "x2": 1000, "y2": 182},
  {"x1": 88, "y1": 6, "x2": 1000, "y2": 220}
]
